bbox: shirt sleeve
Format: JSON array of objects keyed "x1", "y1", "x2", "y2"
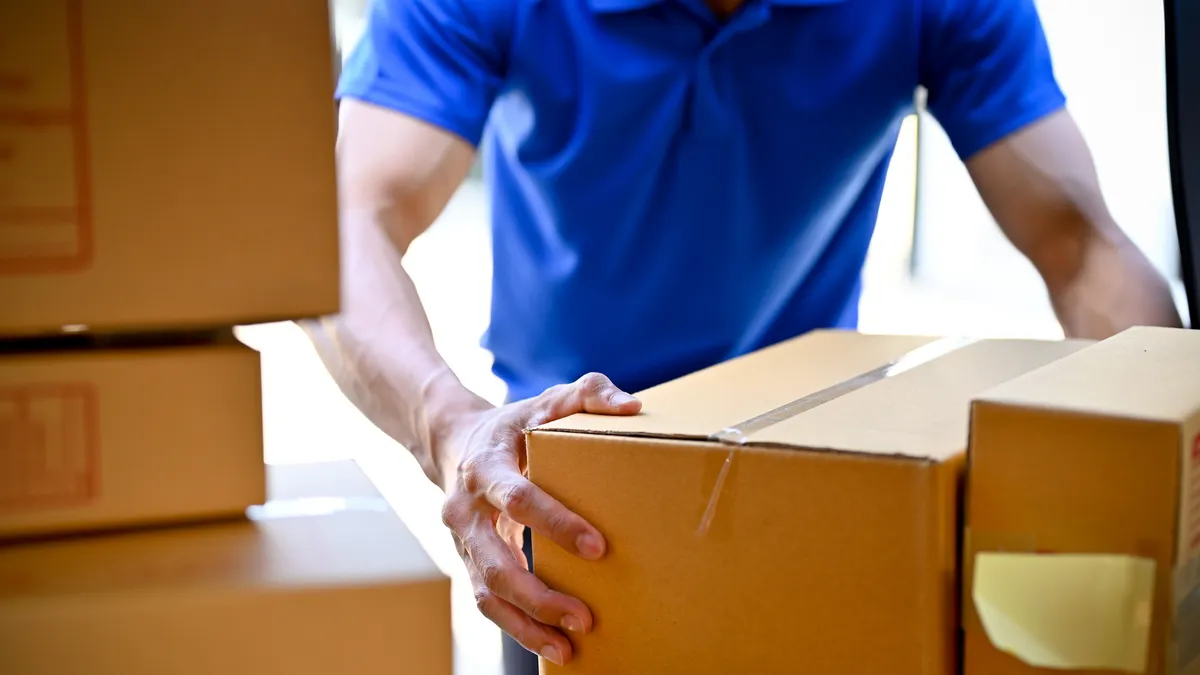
[
  {"x1": 920, "y1": 0, "x2": 1067, "y2": 160},
  {"x1": 335, "y1": 0, "x2": 512, "y2": 146}
]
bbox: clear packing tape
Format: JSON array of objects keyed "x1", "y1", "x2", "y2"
[{"x1": 695, "y1": 336, "x2": 978, "y2": 537}]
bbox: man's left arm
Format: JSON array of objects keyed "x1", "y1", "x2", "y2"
[
  {"x1": 967, "y1": 109, "x2": 1181, "y2": 338},
  {"x1": 920, "y1": 0, "x2": 1181, "y2": 339}
]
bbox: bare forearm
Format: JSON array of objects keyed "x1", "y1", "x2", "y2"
[
  {"x1": 302, "y1": 210, "x2": 490, "y2": 488},
  {"x1": 967, "y1": 110, "x2": 1182, "y2": 339},
  {"x1": 1048, "y1": 224, "x2": 1181, "y2": 339}
]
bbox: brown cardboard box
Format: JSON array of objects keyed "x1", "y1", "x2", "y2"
[
  {"x1": 527, "y1": 329, "x2": 1091, "y2": 675},
  {"x1": 0, "y1": 460, "x2": 453, "y2": 675},
  {"x1": 964, "y1": 326, "x2": 1200, "y2": 675},
  {"x1": 0, "y1": 336, "x2": 264, "y2": 540},
  {"x1": 0, "y1": 0, "x2": 339, "y2": 336}
]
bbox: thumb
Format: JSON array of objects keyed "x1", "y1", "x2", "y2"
[{"x1": 533, "y1": 372, "x2": 642, "y2": 423}]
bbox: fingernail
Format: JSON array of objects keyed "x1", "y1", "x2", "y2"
[
  {"x1": 612, "y1": 392, "x2": 637, "y2": 406},
  {"x1": 540, "y1": 645, "x2": 564, "y2": 666},
  {"x1": 576, "y1": 533, "x2": 604, "y2": 559},
  {"x1": 562, "y1": 615, "x2": 584, "y2": 633}
]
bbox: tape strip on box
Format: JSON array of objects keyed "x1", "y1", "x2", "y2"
[{"x1": 695, "y1": 336, "x2": 978, "y2": 536}]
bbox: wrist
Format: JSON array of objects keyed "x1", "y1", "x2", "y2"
[{"x1": 419, "y1": 367, "x2": 493, "y2": 490}]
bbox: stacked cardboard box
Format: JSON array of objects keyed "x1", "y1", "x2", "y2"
[
  {"x1": 0, "y1": 460, "x2": 452, "y2": 675},
  {"x1": 0, "y1": 331, "x2": 265, "y2": 540},
  {"x1": 1, "y1": 2, "x2": 452, "y2": 673},
  {"x1": 964, "y1": 326, "x2": 1200, "y2": 675},
  {"x1": 1, "y1": 0, "x2": 339, "y2": 335}
]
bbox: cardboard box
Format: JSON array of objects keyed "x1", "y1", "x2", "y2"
[
  {"x1": 527, "y1": 330, "x2": 1090, "y2": 675},
  {"x1": 0, "y1": 335, "x2": 264, "y2": 540},
  {"x1": 0, "y1": 0, "x2": 339, "y2": 336},
  {"x1": 964, "y1": 326, "x2": 1200, "y2": 675},
  {"x1": 0, "y1": 460, "x2": 453, "y2": 675}
]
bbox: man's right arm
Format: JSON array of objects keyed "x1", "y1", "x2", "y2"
[
  {"x1": 310, "y1": 1, "x2": 641, "y2": 663},
  {"x1": 305, "y1": 98, "x2": 486, "y2": 490},
  {"x1": 312, "y1": 98, "x2": 643, "y2": 665}
]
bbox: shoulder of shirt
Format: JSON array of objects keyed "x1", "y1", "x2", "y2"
[{"x1": 382, "y1": 0, "x2": 529, "y2": 48}]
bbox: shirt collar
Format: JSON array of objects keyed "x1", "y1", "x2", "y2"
[{"x1": 587, "y1": 0, "x2": 845, "y2": 14}]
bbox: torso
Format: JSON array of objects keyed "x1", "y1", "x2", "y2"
[{"x1": 482, "y1": 0, "x2": 920, "y2": 399}]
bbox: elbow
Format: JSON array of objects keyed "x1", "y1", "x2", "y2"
[
  {"x1": 1029, "y1": 212, "x2": 1181, "y2": 336},
  {"x1": 1019, "y1": 206, "x2": 1097, "y2": 297},
  {"x1": 338, "y1": 191, "x2": 428, "y2": 259}
]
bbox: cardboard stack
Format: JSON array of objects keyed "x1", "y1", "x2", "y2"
[{"x1": 1, "y1": 2, "x2": 452, "y2": 673}]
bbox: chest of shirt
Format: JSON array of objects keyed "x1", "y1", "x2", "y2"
[{"x1": 489, "y1": 0, "x2": 921, "y2": 171}]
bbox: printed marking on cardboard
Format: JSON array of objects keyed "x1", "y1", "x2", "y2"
[
  {"x1": 1190, "y1": 432, "x2": 1200, "y2": 557},
  {"x1": 0, "y1": 382, "x2": 99, "y2": 512},
  {"x1": 0, "y1": 0, "x2": 93, "y2": 274}
]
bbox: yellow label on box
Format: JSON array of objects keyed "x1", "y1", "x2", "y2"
[{"x1": 974, "y1": 552, "x2": 1156, "y2": 674}]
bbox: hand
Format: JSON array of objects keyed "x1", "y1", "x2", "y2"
[{"x1": 436, "y1": 373, "x2": 642, "y2": 666}]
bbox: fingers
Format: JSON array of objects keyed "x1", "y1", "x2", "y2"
[
  {"x1": 534, "y1": 372, "x2": 642, "y2": 422},
  {"x1": 496, "y1": 512, "x2": 528, "y2": 568},
  {"x1": 458, "y1": 439, "x2": 607, "y2": 561},
  {"x1": 473, "y1": 577, "x2": 574, "y2": 666},
  {"x1": 437, "y1": 376, "x2": 634, "y2": 664},
  {"x1": 443, "y1": 494, "x2": 595, "y2": 630},
  {"x1": 487, "y1": 467, "x2": 606, "y2": 561},
  {"x1": 460, "y1": 519, "x2": 592, "y2": 664}
]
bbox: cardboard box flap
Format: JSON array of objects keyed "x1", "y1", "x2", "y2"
[
  {"x1": 538, "y1": 330, "x2": 937, "y2": 441},
  {"x1": 539, "y1": 333, "x2": 1088, "y2": 462},
  {"x1": 750, "y1": 339, "x2": 1092, "y2": 461},
  {"x1": 0, "y1": 462, "x2": 443, "y2": 601},
  {"x1": 977, "y1": 326, "x2": 1200, "y2": 423}
]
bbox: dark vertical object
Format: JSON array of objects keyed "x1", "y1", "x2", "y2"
[{"x1": 1166, "y1": 0, "x2": 1200, "y2": 327}]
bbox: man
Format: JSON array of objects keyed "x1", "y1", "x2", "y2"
[{"x1": 320, "y1": 0, "x2": 1181, "y2": 672}]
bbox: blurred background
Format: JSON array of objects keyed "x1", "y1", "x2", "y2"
[{"x1": 237, "y1": 1, "x2": 1191, "y2": 673}]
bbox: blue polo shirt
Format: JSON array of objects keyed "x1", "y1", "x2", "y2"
[{"x1": 338, "y1": 0, "x2": 1064, "y2": 402}]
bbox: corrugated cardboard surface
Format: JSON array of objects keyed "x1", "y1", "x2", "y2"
[
  {"x1": 964, "y1": 326, "x2": 1200, "y2": 675},
  {"x1": 0, "y1": 340, "x2": 264, "y2": 540},
  {"x1": 529, "y1": 330, "x2": 1089, "y2": 675},
  {"x1": 0, "y1": 460, "x2": 453, "y2": 675},
  {"x1": 0, "y1": 0, "x2": 339, "y2": 335}
]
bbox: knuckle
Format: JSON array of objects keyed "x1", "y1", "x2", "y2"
[
  {"x1": 473, "y1": 588, "x2": 496, "y2": 615},
  {"x1": 524, "y1": 592, "x2": 560, "y2": 624},
  {"x1": 578, "y1": 372, "x2": 608, "y2": 392},
  {"x1": 479, "y1": 560, "x2": 506, "y2": 591},
  {"x1": 439, "y1": 497, "x2": 462, "y2": 530},
  {"x1": 499, "y1": 482, "x2": 536, "y2": 515},
  {"x1": 539, "y1": 383, "x2": 568, "y2": 401},
  {"x1": 531, "y1": 606, "x2": 559, "y2": 626},
  {"x1": 459, "y1": 454, "x2": 486, "y2": 494},
  {"x1": 544, "y1": 511, "x2": 574, "y2": 540},
  {"x1": 522, "y1": 405, "x2": 550, "y2": 428}
]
